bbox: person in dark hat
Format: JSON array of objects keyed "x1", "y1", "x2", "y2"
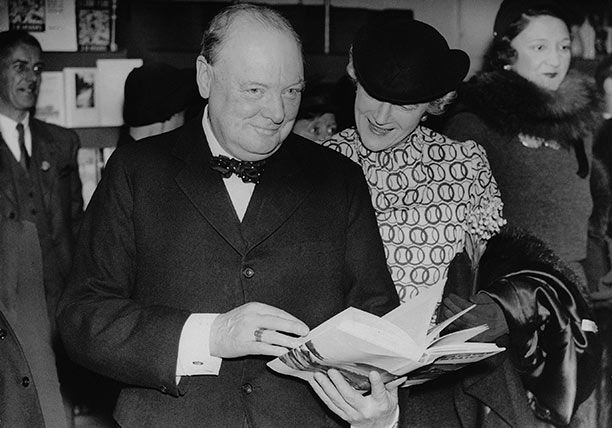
[
  {"x1": 313, "y1": 18, "x2": 509, "y2": 427},
  {"x1": 117, "y1": 61, "x2": 198, "y2": 146},
  {"x1": 437, "y1": 0, "x2": 602, "y2": 426}
]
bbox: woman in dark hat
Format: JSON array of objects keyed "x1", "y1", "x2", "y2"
[
  {"x1": 441, "y1": 0, "x2": 600, "y2": 288},
  {"x1": 436, "y1": 1, "x2": 602, "y2": 426},
  {"x1": 322, "y1": 18, "x2": 505, "y2": 314}
]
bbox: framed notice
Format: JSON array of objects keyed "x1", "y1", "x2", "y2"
[
  {"x1": 64, "y1": 67, "x2": 99, "y2": 127},
  {"x1": 3, "y1": 0, "x2": 79, "y2": 52},
  {"x1": 76, "y1": 0, "x2": 112, "y2": 52},
  {"x1": 35, "y1": 71, "x2": 66, "y2": 126}
]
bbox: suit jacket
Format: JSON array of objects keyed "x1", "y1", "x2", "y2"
[
  {"x1": 0, "y1": 219, "x2": 66, "y2": 428},
  {"x1": 0, "y1": 118, "x2": 83, "y2": 335},
  {"x1": 58, "y1": 116, "x2": 399, "y2": 427}
]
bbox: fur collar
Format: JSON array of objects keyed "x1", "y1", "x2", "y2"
[
  {"x1": 459, "y1": 70, "x2": 601, "y2": 146},
  {"x1": 477, "y1": 226, "x2": 583, "y2": 294}
]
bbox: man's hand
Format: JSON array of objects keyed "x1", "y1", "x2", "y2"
[
  {"x1": 308, "y1": 369, "x2": 403, "y2": 428},
  {"x1": 440, "y1": 293, "x2": 508, "y2": 342},
  {"x1": 209, "y1": 302, "x2": 309, "y2": 358}
]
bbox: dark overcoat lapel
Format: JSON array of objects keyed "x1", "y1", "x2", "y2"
[
  {"x1": 29, "y1": 119, "x2": 57, "y2": 210},
  {"x1": 0, "y1": 138, "x2": 16, "y2": 207},
  {"x1": 172, "y1": 119, "x2": 314, "y2": 254}
]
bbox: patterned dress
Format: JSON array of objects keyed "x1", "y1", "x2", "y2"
[{"x1": 323, "y1": 126, "x2": 505, "y2": 314}]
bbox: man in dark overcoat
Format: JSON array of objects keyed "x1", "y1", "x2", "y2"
[{"x1": 58, "y1": 4, "x2": 398, "y2": 427}]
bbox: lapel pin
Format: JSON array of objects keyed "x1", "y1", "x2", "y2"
[{"x1": 41, "y1": 161, "x2": 51, "y2": 171}]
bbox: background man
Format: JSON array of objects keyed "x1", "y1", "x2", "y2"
[
  {"x1": 58, "y1": 4, "x2": 398, "y2": 427},
  {"x1": 0, "y1": 30, "x2": 83, "y2": 424},
  {"x1": 0, "y1": 30, "x2": 83, "y2": 337}
]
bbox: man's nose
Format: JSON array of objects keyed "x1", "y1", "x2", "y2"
[{"x1": 263, "y1": 94, "x2": 285, "y2": 124}]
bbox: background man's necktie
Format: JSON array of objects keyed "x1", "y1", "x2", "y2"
[{"x1": 16, "y1": 123, "x2": 30, "y2": 170}]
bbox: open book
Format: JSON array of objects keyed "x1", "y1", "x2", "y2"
[{"x1": 268, "y1": 302, "x2": 504, "y2": 390}]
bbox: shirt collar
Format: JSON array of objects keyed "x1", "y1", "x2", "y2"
[
  {"x1": 0, "y1": 111, "x2": 30, "y2": 136},
  {"x1": 202, "y1": 105, "x2": 232, "y2": 158}
]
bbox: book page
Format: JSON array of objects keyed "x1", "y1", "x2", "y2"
[
  {"x1": 425, "y1": 304, "x2": 476, "y2": 346},
  {"x1": 268, "y1": 327, "x2": 418, "y2": 391},
  {"x1": 382, "y1": 290, "x2": 439, "y2": 347},
  {"x1": 428, "y1": 324, "x2": 488, "y2": 348}
]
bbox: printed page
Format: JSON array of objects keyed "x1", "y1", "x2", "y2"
[
  {"x1": 268, "y1": 326, "x2": 417, "y2": 391},
  {"x1": 425, "y1": 304, "x2": 476, "y2": 346},
  {"x1": 382, "y1": 290, "x2": 440, "y2": 347},
  {"x1": 428, "y1": 325, "x2": 489, "y2": 348}
]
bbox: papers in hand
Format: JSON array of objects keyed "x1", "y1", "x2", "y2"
[{"x1": 267, "y1": 303, "x2": 504, "y2": 390}]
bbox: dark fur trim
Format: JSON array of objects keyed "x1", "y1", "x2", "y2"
[
  {"x1": 459, "y1": 70, "x2": 601, "y2": 148},
  {"x1": 477, "y1": 226, "x2": 585, "y2": 296}
]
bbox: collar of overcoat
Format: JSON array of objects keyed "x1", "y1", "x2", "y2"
[{"x1": 172, "y1": 116, "x2": 315, "y2": 255}]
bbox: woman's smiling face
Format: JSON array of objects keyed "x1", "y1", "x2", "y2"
[{"x1": 353, "y1": 83, "x2": 428, "y2": 152}]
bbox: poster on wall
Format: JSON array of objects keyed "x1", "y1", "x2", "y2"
[
  {"x1": 0, "y1": 0, "x2": 78, "y2": 51},
  {"x1": 64, "y1": 67, "x2": 99, "y2": 127},
  {"x1": 35, "y1": 71, "x2": 66, "y2": 126},
  {"x1": 76, "y1": 0, "x2": 113, "y2": 52}
]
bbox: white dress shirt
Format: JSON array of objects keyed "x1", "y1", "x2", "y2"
[
  {"x1": 0, "y1": 112, "x2": 32, "y2": 162},
  {"x1": 176, "y1": 106, "x2": 256, "y2": 379}
]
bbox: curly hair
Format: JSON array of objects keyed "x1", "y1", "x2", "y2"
[{"x1": 483, "y1": 7, "x2": 568, "y2": 72}]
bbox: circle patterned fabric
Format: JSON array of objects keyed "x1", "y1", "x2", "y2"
[{"x1": 323, "y1": 126, "x2": 505, "y2": 308}]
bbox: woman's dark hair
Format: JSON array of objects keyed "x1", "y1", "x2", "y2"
[{"x1": 483, "y1": 7, "x2": 568, "y2": 72}]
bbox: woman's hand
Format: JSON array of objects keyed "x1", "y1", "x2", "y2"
[
  {"x1": 308, "y1": 369, "x2": 404, "y2": 428},
  {"x1": 440, "y1": 293, "x2": 508, "y2": 342}
]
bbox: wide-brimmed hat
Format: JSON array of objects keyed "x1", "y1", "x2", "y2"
[
  {"x1": 493, "y1": 0, "x2": 570, "y2": 38},
  {"x1": 123, "y1": 62, "x2": 197, "y2": 127},
  {"x1": 351, "y1": 19, "x2": 470, "y2": 105}
]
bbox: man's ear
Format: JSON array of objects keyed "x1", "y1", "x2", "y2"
[
  {"x1": 196, "y1": 55, "x2": 213, "y2": 99},
  {"x1": 604, "y1": 76, "x2": 612, "y2": 95}
]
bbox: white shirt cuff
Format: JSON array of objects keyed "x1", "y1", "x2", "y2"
[{"x1": 176, "y1": 313, "x2": 222, "y2": 377}]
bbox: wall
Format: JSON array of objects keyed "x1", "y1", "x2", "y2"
[{"x1": 153, "y1": 0, "x2": 504, "y2": 76}]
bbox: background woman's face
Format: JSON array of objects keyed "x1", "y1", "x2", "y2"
[
  {"x1": 354, "y1": 83, "x2": 428, "y2": 152},
  {"x1": 510, "y1": 15, "x2": 571, "y2": 91}
]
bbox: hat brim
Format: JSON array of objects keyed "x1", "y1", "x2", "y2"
[{"x1": 356, "y1": 49, "x2": 470, "y2": 105}]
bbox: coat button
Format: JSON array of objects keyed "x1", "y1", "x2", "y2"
[
  {"x1": 0, "y1": 329, "x2": 6, "y2": 339},
  {"x1": 8, "y1": 212, "x2": 15, "y2": 219},
  {"x1": 241, "y1": 383, "x2": 253, "y2": 394},
  {"x1": 21, "y1": 376, "x2": 30, "y2": 387},
  {"x1": 242, "y1": 267, "x2": 254, "y2": 278}
]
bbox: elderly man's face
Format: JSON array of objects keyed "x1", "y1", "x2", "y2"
[
  {"x1": 197, "y1": 19, "x2": 304, "y2": 161},
  {"x1": 0, "y1": 43, "x2": 42, "y2": 121}
]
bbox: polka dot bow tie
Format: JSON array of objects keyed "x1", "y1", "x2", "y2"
[{"x1": 209, "y1": 155, "x2": 266, "y2": 184}]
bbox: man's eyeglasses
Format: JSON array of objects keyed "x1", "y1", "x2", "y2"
[{"x1": 12, "y1": 60, "x2": 44, "y2": 77}]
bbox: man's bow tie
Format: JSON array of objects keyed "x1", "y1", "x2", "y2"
[{"x1": 209, "y1": 155, "x2": 266, "y2": 184}]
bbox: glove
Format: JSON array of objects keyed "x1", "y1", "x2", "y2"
[{"x1": 440, "y1": 292, "x2": 508, "y2": 342}]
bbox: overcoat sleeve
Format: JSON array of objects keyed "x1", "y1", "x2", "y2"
[{"x1": 57, "y1": 149, "x2": 191, "y2": 397}]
